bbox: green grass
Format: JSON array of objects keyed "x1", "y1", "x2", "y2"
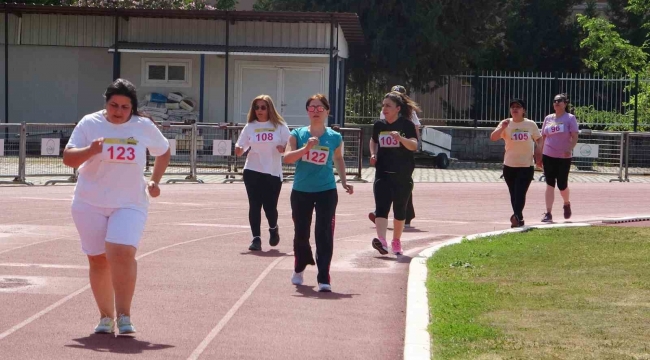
[{"x1": 427, "y1": 226, "x2": 650, "y2": 360}]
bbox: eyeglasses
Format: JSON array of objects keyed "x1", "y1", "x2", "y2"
[
  {"x1": 553, "y1": 99, "x2": 565, "y2": 104},
  {"x1": 307, "y1": 105, "x2": 326, "y2": 113},
  {"x1": 253, "y1": 105, "x2": 268, "y2": 111}
]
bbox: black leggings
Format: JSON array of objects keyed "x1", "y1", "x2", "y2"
[
  {"x1": 542, "y1": 155, "x2": 571, "y2": 190},
  {"x1": 502, "y1": 166, "x2": 534, "y2": 220},
  {"x1": 291, "y1": 189, "x2": 338, "y2": 285},
  {"x1": 373, "y1": 172, "x2": 413, "y2": 221},
  {"x1": 243, "y1": 169, "x2": 282, "y2": 238}
]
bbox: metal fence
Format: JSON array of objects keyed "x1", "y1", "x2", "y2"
[
  {"x1": 570, "y1": 130, "x2": 625, "y2": 182},
  {"x1": 346, "y1": 71, "x2": 648, "y2": 131},
  {"x1": 0, "y1": 123, "x2": 364, "y2": 185},
  {"x1": 625, "y1": 132, "x2": 650, "y2": 180}
]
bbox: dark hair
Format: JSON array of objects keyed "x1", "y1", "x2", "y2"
[
  {"x1": 554, "y1": 93, "x2": 573, "y2": 114},
  {"x1": 104, "y1": 78, "x2": 148, "y2": 118},
  {"x1": 305, "y1": 94, "x2": 330, "y2": 111},
  {"x1": 384, "y1": 91, "x2": 421, "y2": 120}
]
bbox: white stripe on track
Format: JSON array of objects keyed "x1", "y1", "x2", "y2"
[
  {"x1": 0, "y1": 236, "x2": 74, "y2": 256},
  {"x1": 0, "y1": 230, "x2": 249, "y2": 342}
]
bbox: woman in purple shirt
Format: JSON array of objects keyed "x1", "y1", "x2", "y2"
[{"x1": 539, "y1": 93, "x2": 579, "y2": 222}]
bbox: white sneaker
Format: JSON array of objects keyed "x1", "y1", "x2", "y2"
[
  {"x1": 318, "y1": 283, "x2": 332, "y2": 292},
  {"x1": 117, "y1": 314, "x2": 136, "y2": 334},
  {"x1": 291, "y1": 271, "x2": 304, "y2": 285},
  {"x1": 94, "y1": 317, "x2": 115, "y2": 334}
]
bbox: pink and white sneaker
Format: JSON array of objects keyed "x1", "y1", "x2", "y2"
[{"x1": 391, "y1": 239, "x2": 403, "y2": 255}]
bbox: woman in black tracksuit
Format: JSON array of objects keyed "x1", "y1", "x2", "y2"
[{"x1": 369, "y1": 91, "x2": 420, "y2": 256}]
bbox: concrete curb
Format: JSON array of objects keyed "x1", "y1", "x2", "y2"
[
  {"x1": 601, "y1": 215, "x2": 650, "y2": 224},
  {"x1": 402, "y1": 219, "x2": 621, "y2": 360}
]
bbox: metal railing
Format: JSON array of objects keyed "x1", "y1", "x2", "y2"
[
  {"x1": 624, "y1": 132, "x2": 650, "y2": 181},
  {"x1": 571, "y1": 130, "x2": 625, "y2": 182},
  {"x1": 0, "y1": 123, "x2": 365, "y2": 185}
]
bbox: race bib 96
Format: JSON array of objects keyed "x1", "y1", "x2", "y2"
[{"x1": 545, "y1": 123, "x2": 565, "y2": 135}]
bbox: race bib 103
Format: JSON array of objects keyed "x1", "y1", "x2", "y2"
[
  {"x1": 302, "y1": 146, "x2": 329, "y2": 166},
  {"x1": 102, "y1": 138, "x2": 139, "y2": 164},
  {"x1": 378, "y1": 131, "x2": 400, "y2": 148}
]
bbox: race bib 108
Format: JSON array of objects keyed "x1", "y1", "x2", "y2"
[
  {"x1": 545, "y1": 123, "x2": 565, "y2": 135},
  {"x1": 102, "y1": 138, "x2": 139, "y2": 164},
  {"x1": 251, "y1": 128, "x2": 276, "y2": 143},
  {"x1": 302, "y1": 146, "x2": 329, "y2": 166},
  {"x1": 511, "y1": 130, "x2": 530, "y2": 142},
  {"x1": 378, "y1": 131, "x2": 400, "y2": 148}
]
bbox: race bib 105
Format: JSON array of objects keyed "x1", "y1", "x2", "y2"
[
  {"x1": 102, "y1": 138, "x2": 139, "y2": 164},
  {"x1": 302, "y1": 146, "x2": 329, "y2": 166},
  {"x1": 511, "y1": 130, "x2": 530, "y2": 142},
  {"x1": 378, "y1": 131, "x2": 400, "y2": 148},
  {"x1": 251, "y1": 128, "x2": 276, "y2": 143}
]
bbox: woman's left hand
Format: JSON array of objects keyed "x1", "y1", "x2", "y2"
[
  {"x1": 276, "y1": 145, "x2": 286, "y2": 153},
  {"x1": 148, "y1": 181, "x2": 161, "y2": 197},
  {"x1": 342, "y1": 183, "x2": 354, "y2": 194}
]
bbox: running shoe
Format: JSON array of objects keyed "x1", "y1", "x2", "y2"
[
  {"x1": 372, "y1": 238, "x2": 388, "y2": 255},
  {"x1": 269, "y1": 227, "x2": 280, "y2": 247},
  {"x1": 391, "y1": 239, "x2": 403, "y2": 255},
  {"x1": 248, "y1": 237, "x2": 262, "y2": 251},
  {"x1": 541, "y1": 212, "x2": 553, "y2": 223},
  {"x1": 318, "y1": 283, "x2": 332, "y2": 292},
  {"x1": 117, "y1": 314, "x2": 136, "y2": 335},
  {"x1": 291, "y1": 271, "x2": 304, "y2": 285},
  {"x1": 368, "y1": 212, "x2": 376, "y2": 224},
  {"x1": 563, "y1": 203, "x2": 572, "y2": 219},
  {"x1": 94, "y1": 317, "x2": 115, "y2": 334},
  {"x1": 404, "y1": 222, "x2": 412, "y2": 229},
  {"x1": 510, "y1": 214, "x2": 519, "y2": 228}
]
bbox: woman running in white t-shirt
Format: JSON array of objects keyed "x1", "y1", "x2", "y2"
[
  {"x1": 235, "y1": 95, "x2": 290, "y2": 251},
  {"x1": 63, "y1": 78, "x2": 171, "y2": 335}
]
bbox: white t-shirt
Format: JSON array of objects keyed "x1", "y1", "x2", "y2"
[
  {"x1": 235, "y1": 120, "x2": 291, "y2": 180},
  {"x1": 380, "y1": 110, "x2": 421, "y2": 126},
  {"x1": 66, "y1": 111, "x2": 169, "y2": 213}
]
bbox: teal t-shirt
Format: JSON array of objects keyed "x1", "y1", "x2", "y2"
[{"x1": 291, "y1": 127, "x2": 342, "y2": 193}]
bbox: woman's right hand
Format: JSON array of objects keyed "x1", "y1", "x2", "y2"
[
  {"x1": 89, "y1": 138, "x2": 104, "y2": 155},
  {"x1": 370, "y1": 154, "x2": 377, "y2": 166},
  {"x1": 500, "y1": 119, "x2": 510, "y2": 128},
  {"x1": 305, "y1": 137, "x2": 319, "y2": 151}
]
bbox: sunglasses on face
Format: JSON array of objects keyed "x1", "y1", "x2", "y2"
[
  {"x1": 253, "y1": 105, "x2": 268, "y2": 111},
  {"x1": 307, "y1": 105, "x2": 326, "y2": 113}
]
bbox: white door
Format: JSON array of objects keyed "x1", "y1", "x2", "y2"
[
  {"x1": 238, "y1": 67, "x2": 280, "y2": 123},
  {"x1": 280, "y1": 68, "x2": 325, "y2": 126}
]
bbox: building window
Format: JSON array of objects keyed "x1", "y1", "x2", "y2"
[{"x1": 142, "y1": 59, "x2": 192, "y2": 87}]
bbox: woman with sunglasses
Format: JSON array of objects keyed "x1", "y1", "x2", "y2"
[
  {"x1": 235, "y1": 95, "x2": 290, "y2": 251},
  {"x1": 539, "y1": 93, "x2": 579, "y2": 222},
  {"x1": 369, "y1": 91, "x2": 419, "y2": 256},
  {"x1": 490, "y1": 99, "x2": 543, "y2": 227},
  {"x1": 283, "y1": 94, "x2": 353, "y2": 292}
]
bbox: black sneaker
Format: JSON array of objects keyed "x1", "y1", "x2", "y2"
[
  {"x1": 248, "y1": 237, "x2": 262, "y2": 251},
  {"x1": 510, "y1": 214, "x2": 519, "y2": 228},
  {"x1": 563, "y1": 203, "x2": 572, "y2": 219},
  {"x1": 269, "y1": 227, "x2": 280, "y2": 247},
  {"x1": 541, "y1": 212, "x2": 553, "y2": 223}
]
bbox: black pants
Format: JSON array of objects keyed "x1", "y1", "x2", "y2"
[
  {"x1": 502, "y1": 165, "x2": 534, "y2": 220},
  {"x1": 291, "y1": 189, "x2": 338, "y2": 285},
  {"x1": 243, "y1": 169, "x2": 282, "y2": 238},
  {"x1": 406, "y1": 192, "x2": 415, "y2": 223},
  {"x1": 542, "y1": 155, "x2": 572, "y2": 190},
  {"x1": 373, "y1": 172, "x2": 413, "y2": 221}
]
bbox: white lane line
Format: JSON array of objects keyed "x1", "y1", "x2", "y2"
[
  {"x1": 0, "y1": 230, "x2": 249, "y2": 342},
  {"x1": 175, "y1": 223, "x2": 250, "y2": 229},
  {"x1": 0, "y1": 236, "x2": 74, "y2": 256},
  {"x1": 0, "y1": 263, "x2": 87, "y2": 269},
  {"x1": 13, "y1": 197, "x2": 72, "y2": 202},
  {"x1": 188, "y1": 253, "x2": 292, "y2": 360}
]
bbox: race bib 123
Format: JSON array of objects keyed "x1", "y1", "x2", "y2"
[{"x1": 102, "y1": 138, "x2": 139, "y2": 164}]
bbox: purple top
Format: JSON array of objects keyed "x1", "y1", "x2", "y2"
[{"x1": 541, "y1": 113, "x2": 579, "y2": 159}]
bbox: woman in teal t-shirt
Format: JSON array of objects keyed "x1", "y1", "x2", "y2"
[{"x1": 283, "y1": 94, "x2": 354, "y2": 293}]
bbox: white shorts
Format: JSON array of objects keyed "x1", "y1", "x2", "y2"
[{"x1": 71, "y1": 201, "x2": 148, "y2": 256}]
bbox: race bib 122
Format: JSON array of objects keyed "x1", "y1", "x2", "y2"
[{"x1": 302, "y1": 145, "x2": 329, "y2": 166}]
